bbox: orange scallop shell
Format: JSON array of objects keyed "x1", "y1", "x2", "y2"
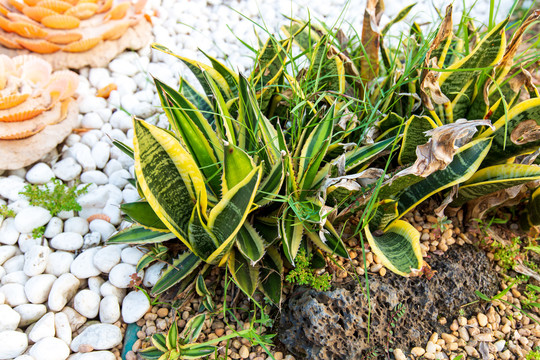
[
  {"x1": 0, "y1": 125, "x2": 46, "y2": 139},
  {"x1": 36, "y1": 0, "x2": 73, "y2": 13},
  {"x1": 23, "y1": 0, "x2": 40, "y2": 6},
  {"x1": 16, "y1": 38, "x2": 60, "y2": 53},
  {"x1": 96, "y1": 83, "x2": 116, "y2": 98},
  {"x1": 10, "y1": 21, "x2": 48, "y2": 38},
  {"x1": 65, "y1": 2, "x2": 96, "y2": 19},
  {"x1": 7, "y1": 0, "x2": 25, "y2": 13},
  {"x1": 0, "y1": 4, "x2": 9, "y2": 16},
  {"x1": 0, "y1": 109, "x2": 45, "y2": 122},
  {"x1": 0, "y1": 93, "x2": 30, "y2": 110},
  {"x1": 46, "y1": 30, "x2": 82, "y2": 44},
  {"x1": 7, "y1": 11, "x2": 40, "y2": 24},
  {"x1": 22, "y1": 6, "x2": 58, "y2": 22},
  {"x1": 103, "y1": 2, "x2": 129, "y2": 20},
  {"x1": 41, "y1": 14, "x2": 80, "y2": 29},
  {"x1": 0, "y1": 33, "x2": 21, "y2": 48},
  {"x1": 0, "y1": 15, "x2": 13, "y2": 32},
  {"x1": 62, "y1": 36, "x2": 99, "y2": 52},
  {"x1": 96, "y1": 0, "x2": 111, "y2": 13},
  {"x1": 101, "y1": 19, "x2": 129, "y2": 40}
]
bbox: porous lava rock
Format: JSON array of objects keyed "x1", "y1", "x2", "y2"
[{"x1": 280, "y1": 244, "x2": 499, "y2": 360}]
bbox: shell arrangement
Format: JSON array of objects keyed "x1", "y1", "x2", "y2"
[
  {"x1": 0, "y1": 0, "x2": 149, "y2": 68},
  {"x1": 0, "y1": 54, "x2": 79, "y2": 168}
]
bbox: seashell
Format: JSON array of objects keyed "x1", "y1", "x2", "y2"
[
  {"x1": 41, "y1": 13, "x2": 80, "y2": 29},
  {"x1": 0, "y1": 15, "x2": 13, "y2": 32},
  {"x1": 22, "y1": 6, "x2": 58, "y2": 22},
  {"x1": 96, "y1": 0, "x2": 111, "y2": 13},
  {"x1": 61, "y1": 36, "x2": 99, "y2": 52},
  {"x1": 77, "y1": 0, "x2": 98, "y2": 4},
  {"x1": 87, "y1": 213, "x2": 110, "y2": 223},
  {"x1": 100, "y1": 19, "x2": 129, "y2": 40},
  {"x1": 103, "y1": 2, "x2": 129, "y2": 20},
  {"x1": 0, "y1": 55, "x2": 15, "y2": 73},
  {"x1": 65, "y1": 2, "x2": 97, "y2": 19},
  {"x1": 0, "y1": 33, "x2": 22, "y2": 48},
  {"x1": 0, "y1": 93, "x2": 30, "y2": 109},
  {"x1": 7, "y1": 11, "x2": 41, "y2": 24},
  {"x1": 36, "y1": 0, "x2": 73, "y2": 13},
  {"x1": 16, "y1": 38, "x2": 61, "y2": 53},
  {"x1": 7, "y1": 0, "x2": 25, "y2": 13},
  {"x1": 47, "y1": 69, "x2": 78, "y2": 101},
  {"x1": 46, "y1": 30, "x2": 82, "y2": 44},
  {"x1": 0, "y1": 108, "x2": 45, "y2": 122},
  {"x1": 96, "y1": 83, "x2": 116, "y2": 98},
  {"x1": 0, "y1": 125, "x2": 46, "y2": 139},
  {"x1": 54, "y1": 97, "x2": 71, "y2": 124},
  {"x1": 10, "y1": 21, "x2": 49, "y2": 38},
  {"x1": 19, "y1": 56, "x2": 52, "y2": 85},
  {"x1": 23, "y1": 0, "x2": 40, "y2": 6},
  {"x1": 0, "y1": 4, "x2": 9, "y2": 16}
]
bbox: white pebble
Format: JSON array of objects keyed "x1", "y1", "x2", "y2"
[
  {"x1": 70, "y1": 248, "x2": 101, "y2": 279},
  {"x1": 43, "y1": 217, "x2": 63, "y2": 239},
  {"x1": 0, "y1": 245, "x2": 17, "y2": 265},
  {"x1": 121, "y1": 247, "x2": 144, "y2": 265},
  {"x1": 82, "y1": 232, "x2": 101, "y2": 249},
  {"x1": 14, "y1": 303, "x2": 46, "y2": 327},
  {"x1": 121, "y1": 290, "x2": 150, "y2": 323},
  {"x1": 88, "y1": 276, "x2": 105, "y2": 294},
  {"x1": 14, "y1": 207, "x2": 52, "y2": 234},
  {"x1": 0, "y1": 304, "x2": 21, "y2": 331},
  {"x1": 26, "y1": 163, "x2": 54, "y2": 185},
  {"x1": 70, "y1": 324, "x2": 122, "y2": 352},
  {"x1": 0, "y1": 176, "x2": 25, "y2": 201},
  {"x1": 79, "y1": 96, "x2": 107, "y2": 115},
  {"x1": 52, "y1": 158, "x2": 82, "y2": 182},
  {"x1": 23, "y1": 245, "x2": 49, "y2": 277},
  {"x1": 99, "y1": 281, "x2": 125, "y2": 302},
  {"x1": 28, "y1": 312, "x2": 55, "y2": 343},
  {"x1": 91, "y1": 142, "x2": 110, "y2": 169},
  {"x1": 72, "y1": 143, "x2": 96, "y2": 171},
  {"x1": 1, "y1": 271, "x2": 28, "y2": 285},
  {"x1": 29, "y1": 337, "x2": 70, "y2": 360},
  {"x1": 0, "y1": 283, "x2": 27, "y2": 306},
  {"x1": 81, "y1": 171, "x2": 108, "y2": 185},
  {"x1": 25, "y1": 274, "x2": 56, "y2": 304},
  {"x1": 99, "y1": 295, "x2": 120, "y2": 324},
  {"x1": 108, "y1": 263, "x2": 139, "y2": 289},
  {"x1": 45, "y1": 251, "x2": 74, "y2": 277},
  {"x1": 48, "y1": 273, "x2": 80, "y2": 312},
  {"x1": 18, "y1": 234, "x2": 42, "y2": 253},
  {"x1": 81, "y1": 113, "x2": 104, "y2": 129},
  {"x1": 142, "y1": 262, "x2": 165, "y2": 287},
  {"x1": 63, "y1": 217, "x2": 89, "y2": 236},
  {"x1": 109, "y1": 59, "x2": 139, "y2": 77},
  {"x1": 0, "y1": 331, "x2": 28, "y2": 359},
  {"x1": 54, "y1": 312, "x2": 72, "y2": 345},
  {"x1": 3, "y1": 254, "x2": 24, "y2": 273},
  {"x1": 0, "y1": 218, "x2": 20, "y2": 245},
  {"x1": 93, "y1": 246, "x2": 121, "y2": 273},
  {"x1": 73, "y1": 289, "x2": 100, "y2": 319},
  {"x1": 50, "y1": 233, "x2": 83, "y2": 251},
  {"x1": 89, "y1": 220, "x2": 115, "y2": 241}
]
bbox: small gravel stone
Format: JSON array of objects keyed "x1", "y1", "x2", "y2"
[
  {"x1": 89, "y1": 219, "x2": 115, "y2": 241},
  {"x1": 109, "y1": 263, "x2": 138, "y2": 288},
  {"x1": 0, "y1": 218, "x2": 20, "y2": 245},
  {"x1": 0, "y1": 283, "x2": 27, "y2": 306},
  {"x1": 52, "y1": 158, "x2": 82, "y2": 181},
  {"x1": 0, "y1": 245, "x2": 17, "y2": 265},
  {"x1": 44, "y1": 217, "x2": 63, "y2": 238},
  {"x1": 477, "y1": 313, "x2": 488, "y2": 327},
  {"x1": 120, "y1": 247, "x2": 145, "y2": 265},
  {"x1": 55, "y1": 312, "x2": 72, "y2": 345}
]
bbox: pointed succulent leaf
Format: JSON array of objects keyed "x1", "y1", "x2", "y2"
[
  {"x1": 151, "y1": 333, "x2": 168, "y2": 352},
  {"x1": 223, "y1": 142, "x2": 255, "y2": 193},
  {"x1": 281, "y1": 19, "x2": 322, "y2": 52},
  {"x1": 236, "y1": 222, "x2": 265, "y2": 264},
  {"x1": 107, "y1": 225, "x2": 176, "y2": 245},
  {"x1": 206, "y1": 166, "x2": 262, "y2": 264},
  {"x1": 398, "y1": 115, "x2": 438, "y2": 165},
  {"x1": 200, "y1": 49, "x2": 239, "y2": 97},
  {"x1": 305, "y1": 221, "x2": 349, "y2": 259},
  {"x1": 259, "y1": 246, "x2": 283, "y2": 306},
  {"x1": 120, "y1": 201, "x2": 168, "y2": 231},
  {"x1": 280, "y1": 207, "x2": 304, "y2": 265},
  {"x1": 360, "y1": 0, "x2": 384, "y2": 83},
  {"x1": 203, "y1": 71, "x2": 237, "y2": 145},
  {"x1": 365, "y1": 219, "x2": 423, "y2": 276},
  {"x1": 136, "y1": 245, "x2": 169, "y2": 272},
  {"x1": 179, "y1": 346, "x2": 217, "y2": 359},
  {"x1": 166, "y1": 319, "x2": 178, "y2": 350},
  {"x1": 527, "y1": 186, "x2": 540, "y2": 226},
  {"x1": 133, "y1": 119, "x2": 208, "y2": 250},
  {"x1": 181, "y1": 313, "x2": 206, "y2": 344},
  {"x1": 228, "y1": 249, "x2": 259, "y2": 296},
  {"x1": 179, "y1": 78, "x2": 215, "y2": 124},
  {"x1": 381, "y1": 3, "x2": 416, "y2": 36},
  {"x1": 151, "y1": 252, "x2": 201, "y2": 295},
  {"x1": 254, "y1": 159, "x2": 285, "y2": 206},
  {"x1": 138, "y1": 347, "x2": 164, "y2": 360},
  {"x1": 344, "y1": 136, "x2": 396, "y2": 173},
  {"x1": 450, "y1": 164, "x2": 540, "y2": 207},
  {"x1": 112, "y1": 139, "x2": 134, "y2": 159}
]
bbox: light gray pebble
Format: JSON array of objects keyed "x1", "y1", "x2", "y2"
[
  {"x1": 0, "y1": 218, "x2": 20, "y2": 245},
  {"x1": 0, "y1": 283, "x2": 28, "y2": 306},
  {"x1": 1, "y1": 271, "x2": 28, "y2": 285},
  {"x1": 109, "y1": 263, "x2": 140, "y2": 289},
  {"x1": 0, "y1": 176, "x2": 25, "y2": 201},
  {"x1": 79, "y1": 96, "x2": 107, "y2": 114},
  {"x1": 108, "y1": 169, "x2": 130, "y2": 189},
  {"x1": 99, "y1": 295, "x2": 120, "y2": 324},
  {"x1": 53, "y1": 158, "x2": 82, "y2": 182},
  {"x1": 71, "y1": 247, "x2": 101, "y2": 279},
  {"x1": 63, "y1": 217, "x2": 89, "y2": 236},
  {"x1": 81, "y1": 170, "x2": 109, "y2": 185},
  {"x1": 88, "y1": 276, "x2": 105, "y2": 294},
  {"x1": 83, "y1": 232, "x2": 102, "y2": 249},
  {"x1": 93, "y1": 246, "x2": 122, "y2": 273},
  {"x1": 103, "y1": 159, "x2": 123, "y2": 177},
  {"x1": 44, "y1": 217, "x2": 63, "y2": 239},
  {"x1": 14, "y1": 303, "x2": 46, "y2": 327},
  {"x1": 45, "y1": 251, "x2": 75, "y2": 277},
  {"x1": 73, "y1": 289, "x2": 100, "y2": 318},
  {"x1": 91, "y1": 142, "x2": 110, "y2": 169},
  {"x1": 109, "y1": 111, "x2": 132, "y2": 132},
  {"x1": 23, "y1": 245, "x2": 49, "y2": 276},
  {"x1": 4, "y1": 254, "x2": 24, "y2": 273},
  {"x1": 25, "y1": 274, "x2": 56, "y2": 304},
  {"x1": 51, "y1": 232, "x2": 83, "y2": 251},
  {"x1": 81, "y1": 112, "x2": 104, "y2": 129},
  {"x1": 89, "y1": 220, "x2": 116, "y2": 241},
  {"x1": 121, "y1": 247, "x2": 144, "y2": 265}
]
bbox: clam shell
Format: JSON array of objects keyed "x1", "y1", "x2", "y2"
[
  {"x1": 0, "y1": 15, "x2": 13, "y2": 32},
  {"x1": 16, "y1": 37, "x2": 61, "y2": 53},
  {"x1": 41, "y1": 13, "x2": 80, "y2": 29},
  {"x1": 47, "y1": 69, "x2": 78, "y2": 101},
  {"x1": 96, "y1": 0, "x2": 111, "y2": 13},
  {"x1": 0, "y1": 108, "x2": 45, "y2": 122},
  {"x1": 101, "y1": 19, "x2": 129, "y2": 40},
  {"x1": 7, "y1": 11, "x2": 40, "y2": 24},
  {"x1": 36, "y1": 0, "x2": 73, "y2": 13},
  {"x1": 61, "y1": 36, "x2": 99, "y2": 52},
  {"x1": 10, "y1": 21, "x2": 49, "y2": 38},
  {"x1": 64, "y1": 2, "x2": 96, "y2": 19},
  {"x1": 0, "y1": 4, "x2": 10, "y2": 16},
  {"x1": 46, "y1": 30, "x2": 82, "y2": 44},
  {"x1": 23, "y1": 0, "x2": 40, "y2": 6},
  {"x1": 0, "y1": 33, "x2": 20, "y2": 49},
  {"x1": 19, "y1": 56, "x2": 52, "y2": 85},
  {"x1": 0, "y1": 93, "x2": 30, "y2": 110},
  {"x1": 0, "y1": 125, "x2": 46, "y2": 139},
  {"x1": 96, "y1": 82, "x2": 116, "y2": 98},
  {"x1": 103, "y1": 2, "x2": 129, "y2": 20},
  {"x1": 7, "y1": 0, "x2": 25, "y2": 12},
  {"x1": 22, "y1": 5, "x2": 58, "y2": 22}
]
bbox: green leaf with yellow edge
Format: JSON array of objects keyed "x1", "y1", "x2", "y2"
[
  {"x1": 451, "y1": 164, "x2": 540, "y2": 207},
  {"x1": 280, "y1": 19, "x2": 322, "y2": 52},
  {"x1": 120, "y1": 201, "x2": 168, "y2": 231},
  {"x1": 479, "y1": 97, "x2": 540, "y2": 165},
  {"x1": 151, "y1": 333, "x2": 168, "y2": 352},
  {"x1": 254, "y1": 159, "x2": 285, "y2": 206},
  {"x1": 395, "y1": 137, "x2": 492, "y2": 219},
  {"x1": 228, "y1": 249, "x2": 259, "y2": 296},
  {"x1": 381, "y1": 3, "x2": 416, "y2": 36},
  {"x1": 151, "y1": 43, "x2": 232, "y2": 99},
  {"x1": 206, "y1": 166, "x2": 262, "y2": 264},
  {"x1": 199, "y1": 49, "x2": 239, "y2": 97},
  {"x1": 398, "y1": 115, "x2": 438, "y2": 165},
  {"x1": 203, "y1": 71, "x2": 237, "y2": 145},
  {"x1": 304, "y1": 221, "x2": 349, "y2": 259},
  {"x1": 259, "y1": 246, "x2": 283, "y2": 306},
  {"x1": 133, "y1": 119, "x2": 207, "y2": 250},
  {"x1": 181, "y1": 314, "x2": 206, "y2": 344},
  {"x1": 236, "y1": 222, "x2": 265, "y2": 264},
  {"x1": 138, "y1": 347, "x2": 164, "y2": 360},
  {"x1": 166, "y1": 319, "x2": 178, "y2": 350},
  {"x1": 222, "y1": 142, "x2": 255, "y2": 193},
  {"x1": 365, "y1": 219, "x2": 423, "y2": 276},
  {"x1": 151, "y1": 251, "x2": 201, "y2": 295},
  {"x1": 345, "y1": 137, "x2": 396, "y2": 173},
  {"x1": 179, "y1": 78, "x2": 214, "y2": 124},
  {"x1": 179, "y1": 346, "x2": 217, "y2": 359},
  {"x1": 107, "y1": 225, "x2": 175, "y2": 245},
  {"x1": 281, "y1": 207, "x2": 304, "y2": 266},
  {"x1": 309, "y1": 38, "x2": 346, "y2": 93},
  {"x1": 439, "y1": 18, "x2": 508, "y2": 107}
]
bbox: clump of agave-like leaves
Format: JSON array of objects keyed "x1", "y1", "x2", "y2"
[
  {"x1": 0, "y1": 54, "x2": 79, "y2": 169},
  {"x1": 0, "y1": 0, "x2": 150, "y2": 68}
]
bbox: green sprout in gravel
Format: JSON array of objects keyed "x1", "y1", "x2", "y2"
[
  {"x1": 19, "y1": 178, "x2": 89, "y2": 216},
  {"x1": 0, "y1": 204, "x2": 15, "y2": 218},
  {"x1": 285, "y1": 248, "x2": 331, "y2": 291}
]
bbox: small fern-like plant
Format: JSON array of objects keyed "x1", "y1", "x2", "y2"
[
  {"x1": 286, "y1": 248, "x2": 331, "y2": 291},
  {"x1": 19, "y1": 178, "x2": 89, "y2": 216}
]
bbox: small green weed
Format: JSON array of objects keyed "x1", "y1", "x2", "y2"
[
  {"x1": 526, "y1": 347, "x2": 540, "y2": 360},
  {"x1": 20, "y1": 178, "x2": 89, "y2": 216},
  {"x1": 286, "y1": 248, "x2": 331, "y2": 291},
  {"x1": 32, "y1": 226, "x2": 45, "y2": 239},
  {"x1": 0, "y1": 205, "x2": 15, "y2": 218},
  {"x1": 491, "y1": 237, "x2": 521, "y2": 271}
]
